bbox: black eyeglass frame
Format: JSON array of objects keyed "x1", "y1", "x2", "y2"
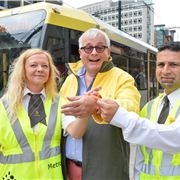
[{"x1": 80, "y1": 45, "x2": 108, "y2": 54}]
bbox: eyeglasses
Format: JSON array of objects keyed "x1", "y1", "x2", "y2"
[{"x1": 80, "y1": 46, "x2": 108, "y2": 54}]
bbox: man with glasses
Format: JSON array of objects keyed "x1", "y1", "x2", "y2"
[{"x1": 60, "y1": 28, "x2": 140, "y2": 180}]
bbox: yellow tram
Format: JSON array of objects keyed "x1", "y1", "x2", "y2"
[{"x1": 0, "y1": 2, "x2": 158, "y2": 106}]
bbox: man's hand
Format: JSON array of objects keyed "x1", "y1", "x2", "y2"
[
  {"x1": 86, "y1": 87, "x2": 101, "y2": 97},
  {"x1": 61, "y1": 95, "x2": 98, "y2": 118},
  {"x1": 97, "y1": 99, "x2": 119, "y2": 123}
]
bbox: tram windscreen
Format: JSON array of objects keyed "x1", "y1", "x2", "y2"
[{"x1": 0, "y1": 10, "x2": 46, "y2": 51}]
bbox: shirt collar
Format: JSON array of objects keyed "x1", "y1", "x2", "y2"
[
  {"x1": 167, "y1": 88, "x2": 180, "y2": 106},
  {"x1": 163, "y1": 88, "x2": 180, "y2": 107},
  {"x1": 77, "y1": 66, "x2": 86, "y2": 77},
  {"x1": 23, "y1": 87, "x2": 46, "y2": 100}
]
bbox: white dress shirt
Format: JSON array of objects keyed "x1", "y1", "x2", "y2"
[{"x1": 110, "y1": 88, "x2": 180, "y2": 154}]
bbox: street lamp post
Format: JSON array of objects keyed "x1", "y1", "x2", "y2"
[{"x1": 118, "y1": 0, "x2": 121, "y2": 30}]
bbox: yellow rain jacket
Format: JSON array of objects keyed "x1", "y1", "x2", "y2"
[{"x1": 60, "y1": 59, "x2": 140, "y2": 180}]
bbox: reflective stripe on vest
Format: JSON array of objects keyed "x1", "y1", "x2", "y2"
[
  {"x1": 40, "y1": 96, "x2": 60, "y2": 160},
  {"x1": 0, "y1": 96, "x2": 60, "y2": 164},
  {"x1": 140, "y1": 99, "x2": 154, "y2": 165},
  {"x1": 0, "y1": 102, "x2": 34, "y2": 163},
  {"x1": 140, "y1": 95, "x2": 180, "y2": 177}
]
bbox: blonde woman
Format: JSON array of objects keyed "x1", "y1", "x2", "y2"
[{"x1": 0, "y1": 48, "x2": 94, "y2": 179}]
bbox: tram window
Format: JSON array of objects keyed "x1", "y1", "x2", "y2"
[
  {"x1": 44, "y1": 26, "x2": 81, "y2": 64},
  {"x1": 44, "y1": 25, "x2": 68, "y2": 64},
  {"x1": 70, "y1": 44, "x2": 79, "y2": 62},
  {"x1": 112, "y1": 54, "x2": 128, "y2": 72},
  {"x1": 69, "y1": 29, "x2": 82, "y2": 62},
  {"x1": 129, "y1": 59, "x2": 147, "y2": 90},
  {"x1": 150, "y1": 61, "x2": 158, "y2": 99},
  {"x1": 135, "y1": 65, "x2": 147, "y2": 90},
  {"x1": 70, "y1": 30, "x2": 81, "y2": 41},
  {"x1": 47, "y1": 37, "x2": 65, "y2": 63},
  {"x1": 0, "y1": 51, "x2": 3, "y2": 93}
]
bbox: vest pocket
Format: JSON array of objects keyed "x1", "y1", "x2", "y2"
[
  {"x1": 0, "y1": 164, "x2": 8, "y2": 179},
  {"x1": 172, "y1": 154, "x2": 180, "y2": 165}
]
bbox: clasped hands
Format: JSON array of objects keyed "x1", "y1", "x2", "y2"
[{"x1": 61, "y1": 87, "x2": 119, "y2": 123}]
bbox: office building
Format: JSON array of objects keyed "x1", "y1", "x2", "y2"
[{"x1": 79, "y1": 0, "x2": 154, "y2": 45}]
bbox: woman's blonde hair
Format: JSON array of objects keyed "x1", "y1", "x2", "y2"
[{"x1": 2, "y1": 48, "x2": 60, "y2": 122}]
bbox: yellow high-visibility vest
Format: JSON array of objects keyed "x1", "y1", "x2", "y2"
[
  {"x1": 0, "y1": 96, "x2": 64, "y2": 180},
  {"x1": 139, "y1": 94, "x2": 180, "y2": 180}
]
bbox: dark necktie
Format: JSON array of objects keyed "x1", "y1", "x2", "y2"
[
  {"x1": 28, "y1": 93, "x2": 46, "y2": 127},
  {"x1": 157, "y1": 96, "x2": 170, "y2": 124}
]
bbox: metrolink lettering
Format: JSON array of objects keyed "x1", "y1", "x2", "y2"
[{"x1": 48, "y1": 161, "x2": 61, "y2": 170}]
